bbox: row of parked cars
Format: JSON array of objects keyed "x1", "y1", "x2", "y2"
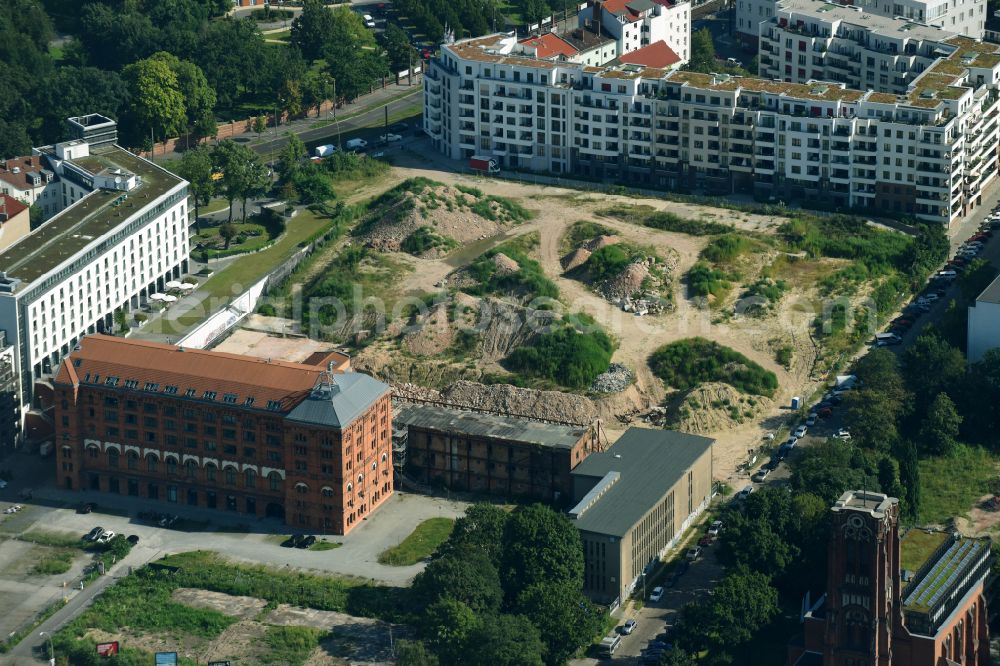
[
  {"x1": 84, "y1": 526, "x2": 139, "y2": 546},
  {"x1": 281, "y1": 534, "x2": 317, "y2": 549}
]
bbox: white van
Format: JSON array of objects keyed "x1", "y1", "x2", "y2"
[
  {"x1": 363, "y1": 13, "x2": 376, "y2": 27},
  {"x1": 598, "y1": 633, "x2": 622, "y2": 657}
]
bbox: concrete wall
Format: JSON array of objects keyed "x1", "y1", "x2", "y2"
[{"x1": 967, "y1": 298, "x2": 1000, "y2": 362}]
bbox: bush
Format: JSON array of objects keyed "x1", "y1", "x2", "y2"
[
  {"x1": 506, "y1": 320, "x2": 616, "y2": 389},
  {"x1": 599, "y1": 206, "x2": 732, "y2": 235},
  {"x1": 649, "y1": 337, "x2": 778, "y2": 397},
  {"x1": 583, "y1": 244, "x2": 634, "y2": 282},
  {"x1": 401, "y1": 227, "x2": 458, "y2": 255},
  {"x1": 563, "y1": 220, "x2": 614, "y2": 250},
  {"x1": 260, "y1": 626, "x2": 328, "y2": 665},
  {"x1": 257, "y1": 303, "x2": 277, "y2": 316},
  {"x1": 465, "y1": 244, "x2": 558, "y2": 302},
  {"x1": 688, "y1": 261, "x2": 734, "y2": 299},
  {"x1": 701, "y1": 233, "x2": 755, "y2": 264},
  {"x1": 470, "y1": 195, "x2": 532, "y2": 223},
  {"x1": 320, "y1": 151, "x2": 390, "y2": 181}
]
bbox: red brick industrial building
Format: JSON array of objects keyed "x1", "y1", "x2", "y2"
[
  {"x1": 53, "y1": 335, "x2": 393, "y2": 534},
  {"x1": 789, "y1": 490, "x2": 990, "y2": 665}
]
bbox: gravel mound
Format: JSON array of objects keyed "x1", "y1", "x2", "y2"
[
  {"x1": 602, "y1": 261, "x2": 650, "y2": 301},
  {"x1": 492, "y1": 252, "x2": 520, "y2": 275},
  {"x1": 585, "y1": 235, "x2": 619, "y2": 252},
  {"x1": 561, "y1": 247, "x2": 592, "y2": 271},
  {"x1": 590, "y1": 363, "x2": 634, "y2": 393}
]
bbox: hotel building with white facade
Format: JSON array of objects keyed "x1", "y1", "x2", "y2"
[
  {"x1": 425, "y1": 31, "x2": 1000, "y2": 225},
  {"x1": 0, "y1": 114, "x2": 189, "y2": 436},
  {"x1": 737, "y1": 0, "x2": 985, "y2": 49}
]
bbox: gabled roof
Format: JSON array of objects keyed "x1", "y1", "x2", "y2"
[
  {"x1": 0, "y1": 155, "x2": 52, "y2": 193},
  {"x1": 0, "y1": 194, "x2": 28, "y2": 220},
  {"x1": 55, "y1": 334, "x2": 330, "y2": 413},
  {"x1": 285, "y1": 372, "x2": 390, "y2": 429},
  {"x1": 619, "y1": 40, "x2": 682, "y2": 68},
  {"x1": 519, "y1": 32, "x2": 579, "y2": 59}
]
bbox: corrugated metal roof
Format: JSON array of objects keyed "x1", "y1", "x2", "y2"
[
  {"x1": 285, "y1": 372, "x2": 390, "y2": 428},
  {"x1": 570, "y1": 427, "x2": 713, "y2": 537},
  {"x1": 395, "y1": 403, "x2": 589, "y2": 449}
]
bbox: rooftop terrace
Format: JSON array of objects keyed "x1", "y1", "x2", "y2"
[
  {"x1": 902, "y1": 531, "x2": 988, "y2": 612},
  {"x1": 0, "y1": 146, "x2": 183, "y2": 288}
]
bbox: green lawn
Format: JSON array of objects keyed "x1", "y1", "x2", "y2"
[
  {"x1": 310, "y1": 539, "x2": 341, "y2": 551},
  {"x1": 377, "y1": 517, "x2": 455, "y2": 566},
  {"x1": 164, "y1": 209, "x2": 333, "y2": 333},
  {"x1": 900, "y1": 529, "x2": 949, "y2": 572},
  {"x1": 918, "y1": 444, "x2": 1000, "y2": 525},
  {"x1": 199, "y1": 197, "x2": 232, "y2": 216}
]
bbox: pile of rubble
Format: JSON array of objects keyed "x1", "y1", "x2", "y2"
[
  {"x1": 590, "y1": 363, "x2": 634, "y2": 393},
  {"x1": 618, "y1": 294, "x2": 668, "y2": 316}
]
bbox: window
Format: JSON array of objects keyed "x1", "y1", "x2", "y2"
[
  {"x1": 244, "y1": 447, "x2": 256, "y2": 459},
  {"x1": 224, "y1": 444, "x2": 237, "y2": 455},
  {"x1": 108, "y1": 449, "x2": 119, "y2": 467},
  {"x1": 206, "y1": 464, "x2": 217, "y2": 481},
  {"x1": 295, "y1": 483, "x2": 309, "y2": 494},
  {"x1": 223, "y1": 393, "x2": 237, "y2": 404},
  {"x1": 269, "y1": 473, "x2": 281, "y2": 491},
  {"x1": 127, "y1": 452, "x2": 138, "y2": 470},
  {"x1": 166, "y1": 458, "x2": 177, "y2": 475},
  {"x1": 203, "y1": 391, "x2": 217, "y2": 400},
  {"x1": 186, "y1": 460, "x2": 198, "y2": 478},
  {"x1": 225, "y1": 467, "x2": 236, "y2": 484},
  {"x1": 266, "y1": 400, "x2": 282, "y2": 411},
  {"x1": 243, "y1": 431, "x2": 256, "y2": 443},
  {"x1": 146, "y1": 454, "x2": 158, "y2": 472},
  {"x1": 321, "y1": 487, "x2": 334, "y2": 497},
  {"x1": 223, "y1": 428, "x2": 236, "y2": 440},
  {"x1": 245, "y1": 468, "x2": 256, "y2": 488}
]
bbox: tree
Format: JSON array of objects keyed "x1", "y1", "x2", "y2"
[
  {"x1": 688, "y1": 27, "x2": 717, "y2": 73},
  {"x1": 411, "y1": 549, "x2": 504, "y2": 613},
  {"x1": 212, "y1": 140, "x2": 269, "y2": 222},
  {"x1": 717, "y1": 511, "x2": 799, "y2": 578},
  {"x1": 195, "y1": 18, "x2": 266, "y2": 110},
  {"x1": 515, "y1": 582, "x2": 602, "y2": 666},
  {"x1": 658, "y1": 648, "x2": 698, "y2": 666},
  {"x1": 278, "y1": 78, "x2": 304, "y2": 120},
  {"x1": 442, "y1": 503, "x2": 509, "y2": 567},
  {"x1": 896, "y1": 439, "x2": 921, "y2": 520},
  {"x1": 395, "y1": 639, "x2": 439, "y2": 666},
  {"x1": 678, "y1": 569, "x2": 778, "y2": 652},
  {"x1": 842, "y1": 389, "x2": 905, "y2": 451},
  {"x1": 519, "y1": 0, "x2": 550, "y2": 23},
  {"x1": 462, "y1": 614, "x2": 545, "y2": 666},
  {"x1": 219, "y1": 222, "x2": 237, "y2": 249},
  {"x1": 123, "y1": 56, "x2": 187, "y2": 143},
  {"x1": 326, "y1": 47, "x2": 387, "y2": 102},
  {"x1": 173, "y1": 146, "x2": 214, "y2": 232},
  {"x1": 239, "y1": 159, "x2": 270, "y2": 222},
  {"x1": 421, "y1": 598, "x2": 478, "y2": 664},
  {"x1": 381, "y1": 23, "x2": 417, "y2": 72},
  {"x1": 290, "y1": 0, "x2": 337, "y2": 61},
  {"x1": 251, "y1": 114, "x2": 267, "y2": 138},
  {"x1": 903, "y1": 331, "x2": 966, "y2": 407},
  {"x1": 301, "y1": 69, "x2": 334, "y2": 117},
  {"x1": 501, "y1": 504, "x2": 584, "y2": 601},
  {"x1": 33, "y1": 66, "x2": 129, "y2": 145},
  {"x1": 919, "y1": 393, "x2": 962, "y2": 456},
  {"x1": 277, "y1": 133, "x2": 308, "y2": 182}
]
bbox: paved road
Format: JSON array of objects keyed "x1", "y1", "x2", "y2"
[{"x1": 6, "y1": 545, "x2": 160, "y2": 664}]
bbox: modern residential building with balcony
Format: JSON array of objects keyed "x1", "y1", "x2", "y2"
[
  {"x1": 0, "y1": 115, "x2": 190, "y2": 443},
  {"x1": 425, "y1": 31, "x2": 1000, "y2": 226},
  {"x1": 737, "y1": 0, "x2": 985, "y2": 50}
]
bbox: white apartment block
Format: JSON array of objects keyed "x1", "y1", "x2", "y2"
[
  {"x1": 967, "y1": 273, "x2": 1000, "y2": 361},
  {"x1": 760, "y1": 0, "x2": 957, "y2": 93},
  {"x1": 0, "y1": 114, "x2": 190, "y2": 426},
  {"x1": 425, "y1": 33, "x2": 1000, "y2": 226},
  {"x1": 580, "y1": 0, "x2": 691, "y2": 64},
  {"x1": 737, "y1": 0, "x2": 985, "y2": 48}
]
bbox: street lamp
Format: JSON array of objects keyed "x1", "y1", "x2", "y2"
[{"x1": 39, "y1": 631, "x2": 54, "y2": 666}]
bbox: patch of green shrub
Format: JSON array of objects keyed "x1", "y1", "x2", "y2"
[
  {"x1": 465, "y1": 243, "x2": 558, "y2": 302},
  {"x1": 701, "y1": 233, "x2": 755, "y2": 264},
  {"x1": 688, "y1": 261, "x2": 735, "y2": 299},
  {"x1": 401, "y1": 227, "x2": 458, "y2": 255},
  {"x1": 599, "y1": 205, "x2": 732, "y2": 235},
  {"x1": 259, "y1": 626, "x2": 329, "y2": 665},
  {"x1": 649, "y1": 337, "x2": 778, "y2": 397},
  {"x1": 563, "y1": 220, "x2": 614, "y2": 250},
  {"x1": 506, "y1": 318, "x2": 616, "y2": 389}
]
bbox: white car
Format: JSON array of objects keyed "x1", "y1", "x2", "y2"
[
  {"x1": 794, "y1": 425, "x2": 808, "y2": 438},
  {"x1": 649, "y1": 586, "x2": 664, "y2": 602},
  {"x1": 805, "y1": 414, "x2": 817, "y2": 427},
  {"x1": 708, "y1": 519, "x2": 723, "y2": 535},
  {"x1": 96, "y1": 530, "x2": 116, "y2": 544},
  {"x1": 379, "y1": 133, "x2": 402, "y2": 143},
  {"x1": 736, "y1": 485, "x2": 754, "y2": 500},
  {"x1": 363, "y1": 13, "x2": 376, "y2": 27},
  {"x1": 834, "y1": 428, "x2": 852, "y2": 440}
]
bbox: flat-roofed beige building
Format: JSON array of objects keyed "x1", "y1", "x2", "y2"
[{"x1": 569, "y1": 427, "x2": 714, "y2": 606}]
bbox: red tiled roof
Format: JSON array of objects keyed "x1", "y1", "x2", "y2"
[
  {"x1": 54, "y1": 335, "x2": 333, "y2": 413},
  {"x1": 0, "y1": 155, "x2": 49, "y2": 192},
  {"x1": 619, "y1": 40, "x2": 681, "y2": 68},
  {"x1": 0, "y1": 194, "x2": 28, "y2": 220},
  {"x1": 519, "y1": 33, "x2": 578, "y2": 59},
  {"x1": 602, "y1": 0, "x2": 640, "y2": 20}
]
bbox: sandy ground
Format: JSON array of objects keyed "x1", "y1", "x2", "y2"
[{"x1": 213, "y1": 325, "x2": 335, "y2": 362}]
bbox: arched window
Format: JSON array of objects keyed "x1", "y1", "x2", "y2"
[
  {"x1": 225, "y1": 466, "x2": 236, "y2": 485},
  {"x1": 186, "y1": 460, "x2": 198, "y2": 479},
  {"x1": 295, "y1": 482, "x2": 308, "y2": 494},
  {"x1": 127, "y1": 451, "x2": 138, "y2": 470},
  {"x1": 88, "y1": 444, "x2": 99, "y2": 459},
  {"x1": 358, "y1": 473, "x2": 364, "y2": 483},
  {"x1": 244, "y1": 468, "x2": 256, "y2": 489},
  {"x1": 146, "y1": 453, "x2": 158, "y2": 472},
  {"x1": 166, "y1": 457, "x2": 177, "y2": 475},
  {"x1": 108, "y1": 449, "x2": 119, "y2": 468},
  {"x1": 371, "y1": 461, "x2": 377, "y2": 471},
  {"x1": 321, "y1": 486, "x2": 334, "y2": 497},
  {"x1": 269, "y1": 472, "x2": 281, "y2": 491},
  {"x1": 346, "y1": 483, "x2": 353, "y2": 492},
  {"x1": 381, "y1": 453, "x2": 387, "y2": 463},
  {"x1": 205, "y1": 463, "x2": 217, "y2": 482}
]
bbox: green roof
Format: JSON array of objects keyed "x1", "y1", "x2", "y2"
[
  {"x1": 0, "y1": 146, "x2": 183, "y2": 286},
  {"x1": 903, "y1": 533, "x2": 988, "y2": 612},
  {"x1": 570, "y1": 427, "x2": 713, "y2": 537},
  {"x1": 900, "y1": 528, "x2": 949, "y2": 573}
]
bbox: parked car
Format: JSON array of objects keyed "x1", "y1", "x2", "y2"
[
  {"x1": 621, "y1": 619, "x2": 638, "y2": 635},
  {"x1": 96, "y1": 530, "x2": 116, "y2": 544},
  {"x1": 835, "y1": 428, "x2": 852, "y2": 440},
  {"x1": 378, "y1": 132, "x2": 402, "y2": 143},
  {"x1": 698, "y1": 534, "x2": 715, "y2": 547},
  {"x1": 85, "y1": 526, "x2": 104, "y2": 542},
  {"x1": 281, "y1": 534, "x2": 304, "y2": 548},
  {"x1": 389, "y1": 122, "x2": 408, "y2": 133},
  {"x1": 686, "y1": 546, "x2": 702, "y2": 560},
  {"x1": 818, "y1": 407, "x2": 833, "y2": 418},
  {"x1": 297, "y1": 535, "x2": 317, "y2": 549},
  {"x1": 649, "y1": 586, "x2": 664, "y2": 602},
  {"x1": 762, "y1": 432, "x2": 775, "y2": 441},
  {"x1": 3, "y1": 504, "x2": 22, "y2": 515},
  {"x1": 708, "y1": 520, "x2": 723, "y2": 535},
  {"x1": 752, "y1": 467, "x2": 771, "y2": 482},
  {"x1": 126, "y1": 534, "x2": 140, "y2": 545},
  {"x1": 736, "y1": 485, "x2": 755, "y2": 500},
  {"x1": 794, "y1": 425, "x2": 808, "y2": 438},
  {"x1": 805, "y1": 414, "x2": 817, "y2": 427}
]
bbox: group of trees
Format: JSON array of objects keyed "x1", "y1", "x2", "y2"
[
  {"x1": 0, "y1": 0, "x2": 395, "y2": 158},
  {"x1": 398, "y1": 503, "x2": 603, "y2": 666},
  {"x1": 174, "y1": 139, "x2": 269, "y2": 226}
]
